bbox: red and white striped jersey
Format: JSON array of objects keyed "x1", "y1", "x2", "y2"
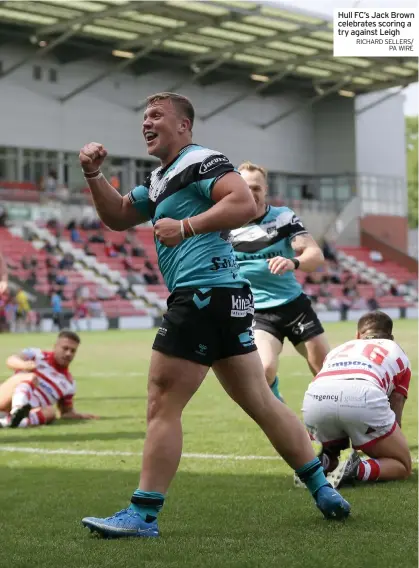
[
  {"x1": 314, "y1": 339, "x2": 411, "y2": 398},
  {"x1": 21, "y1": 348, "x2": 76, "y2": 408}
]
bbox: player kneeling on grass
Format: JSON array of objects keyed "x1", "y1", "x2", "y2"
[
  {"x1": 301, "y1": 311, "x2": 412, "y2": 488},
  {"x1": 0, "y1": 330, "x2": 98, "y2": 428}
]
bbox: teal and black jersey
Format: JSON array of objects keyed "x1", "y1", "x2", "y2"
[
  {"x1": 127, "y1": 144, "x2": 248, "y2": 292},
  {"x1": 231, "y1": 206, "x2": 308, "y2": 310}
]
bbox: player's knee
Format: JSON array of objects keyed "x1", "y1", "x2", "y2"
[
  {"x1": 146, "y1": 373, "x2": 177, "y2": 423},
  {"x1": 44, "y1": 407, "x2": 56, "y2": 423}
]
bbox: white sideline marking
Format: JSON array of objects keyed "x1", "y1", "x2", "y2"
[{"x1": 0, "y1": 445, "x2": 279, "y2": 461}]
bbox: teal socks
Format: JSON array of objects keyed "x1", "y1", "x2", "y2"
[
  {"x1": 296, "y1": 458, "x2": 329, "y2": 496},
  {"x1": 129, "y1": 489, "x2": 165, "y2": 522},
  {"x1": 270, "y1": 376, "x2": 284, "y2": 402}
]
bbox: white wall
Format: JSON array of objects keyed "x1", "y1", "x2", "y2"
[
  {"x1": 0, "y1": 44, "x2": 407, "y2": 183},
  {"x1": 355, "y1": 91, "x2": 406, "y2": 179},
  {"x1": 313, "y1": 96, "x2": 356, "y2": 174},
  {"x1": 0, "y1": 45, "x2": 316, "y2": 173}
]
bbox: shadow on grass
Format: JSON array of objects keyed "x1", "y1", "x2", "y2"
[{"x1": 0, "y1": 464, "x2": 417, "y2": 568}]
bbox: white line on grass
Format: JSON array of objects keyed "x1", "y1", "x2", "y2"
[
  {"x1": 0, "y1": 445, "x2": 279, "y2": 461},
  {"x1": 0, "y1": 445, "x2": 416, "y2": 462}
]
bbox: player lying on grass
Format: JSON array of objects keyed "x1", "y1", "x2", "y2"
[
  {"x1": 301, "y1": 310, "x2": 412, "y2": 488},
  {"x1": 0, "y1": 330, "x2": 98, "y2": 428},
  {"x1": 231, "y1": 162, "x2": 328, "y2": 401},
  {"x1": 78, "y1": 91, "x2": 350, "y2": 540}
]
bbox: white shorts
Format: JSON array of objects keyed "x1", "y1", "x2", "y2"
[{"x1": 302, "y1": 378, "x2": 397, "y2": 451}]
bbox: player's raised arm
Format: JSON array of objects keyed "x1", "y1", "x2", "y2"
[
  {"x1": 79, "y1": 142, "x2": 150, "y2": 231},
  {"x1": 191, "y1": 171, "x2": 257, "y2": 233}
]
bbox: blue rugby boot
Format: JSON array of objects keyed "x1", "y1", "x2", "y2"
[
  {"x1": 82, "y1": 508, "x2": 159, "y2": 539},
  {"x1": 315, "y1": 485, "x2": 351, "y2": 520}
]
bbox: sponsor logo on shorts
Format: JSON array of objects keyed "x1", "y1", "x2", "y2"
[
  {"x1": 340, "y1": 392, "x2": 367, "y2": 407},
  {"x1": 291, "y1": 319, "x2": 315, "y2": 336},
  {"x1": 195, "y1": 344, "x2": 208, "y2": 356},
  {"x1": 311, "y1": 393, "x2": 339, "y2": 402},
  {"x1": 157, "y1": 327, "x2": 167, "y2": 337},
  {"x1": 199, "y1": 154, "x2": 230, "y2": 175},
  {"x1": 238, "y1": 326, "x2": 255, "y2": 348},
  {"x1": 231, "y1": 294, "x2": 254, "y2": 318}
]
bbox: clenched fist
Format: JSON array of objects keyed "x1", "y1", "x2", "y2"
[
  {"x1": 79, "y1": 142, "x2": 108, "y2": 173},
  {"x1": 154, "y1": 218, "x2": 183, "y2": 247}
]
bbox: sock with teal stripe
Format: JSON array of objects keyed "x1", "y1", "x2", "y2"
[
  {"x1": 129, "y1": 490, "x2": 165, "y2": 522},
  {"x1": 295, "y1": 458, "x2": 330, "y2": 497},
  {"x1": 270, "y1": 376, "x2": 284, "y2": 402}
]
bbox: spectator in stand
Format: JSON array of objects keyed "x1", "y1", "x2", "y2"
[
  {"x1": 27, "y1": 270, "x2": 37, "y2": 288},
  {"x1": 51, "y1": 290, "x2": 64, "y2": 330},
  {"x1": 21, "y1": 256, "x2": 31, "y2": 270},
  {"x1": 351, "y1": 293, "x2": 368, "y2": 310},
  {"x1": 87, "y1": 300, "x2": 104, "y2": 318},
  {"x1": 15, "y1": 288, "x2": 30, "y2": 331},
  {"x1": 318, "y1": 281, "x2": 331, "y2": 299},
  {"x1": 74, "y1": 284, "x2": 90, "y2": 303},
  {"x1": 72, "y1": 299, "x2": 89, "y2": 330},
  {"x1": 117, "y1": 284, "x2": 129, "y2": 300},
  {"x1": 343, "y1": 276, "x2": 358, "y2": 298},
  {"x1": 370, "y1": 250, "x2": 383, "y2": 263},
  {"x1": 367, "y1": 295, "x2": 380, "y2": 310},
  {"x1": 59, "y1": 253, "x2": 75, "y2": 270},
  {"x1": 105, "y1": 241, "x2": 118, "y2": 257},
  {"x1": 0, "y1": 293, "x2": 7, "y2": 333},
  {"x1": 46, "y1": 170, "x2": 58, "y2": 195},
  {"x1": 327, "y1": 261, "x2": 342, "y2": 284},
  {"x1": 55, "y1": 273, "x2": 68, "y2": 287},
  {"x1": 126, "y1": 268, "x2": 143, "y2": 288},
  {"x1": 5, "y1": 293, "x2": 17, "y2": 332},
  {"x1": 46, "y1": 256, "x2": 56, "y2": 269},
  {"x1": 322, "y1": 239, "x2": 338, "y2": 263},
  {"x1": 0, "y1": 251, "x2": 8, "y2": 295},
  {"x1": 30, "y1": 257, "x2": 38, "y2": 269},
  {"x1": 70, "y1": 226, "x2": 83, "y2": 244},
  {"x1": 89, "y1": 231, "x2": 106, "y2": 244},
  {"x1": 126, "y1": 232, "x2": 145, "y2": 257},
  {"x1": 96, "y1": 285, "x2": 113, "y2": 301},
  {"x1": 0, "y1": 205, "x2": 8, "y2": 228},
  {"x1": 83, "y1": 244, "x2": 96, "y2": 257}
]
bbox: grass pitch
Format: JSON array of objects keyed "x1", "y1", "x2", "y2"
[{"x1": 0, "y1": 320, "x2": 417, "y2": 568}]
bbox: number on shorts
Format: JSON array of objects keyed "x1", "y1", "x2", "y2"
[{"x1": 362, "y1": 343, "x2": 389, "y2": 365}]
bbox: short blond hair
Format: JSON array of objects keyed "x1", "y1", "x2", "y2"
[
  {"x1": 237, "y1": 161, "x2": 268, "y2": 181},
  {"x1": 146, "y1": 92, "x2": 194, "y2": 129}
]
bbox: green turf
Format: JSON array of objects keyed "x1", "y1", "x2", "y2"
[{"x1": 0, "y1": 321, "x2": 417, "y2": 568}]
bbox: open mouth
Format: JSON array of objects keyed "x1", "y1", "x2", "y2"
[{"x1": 144, "y1": 132, "x2": 158, "y2": 143}]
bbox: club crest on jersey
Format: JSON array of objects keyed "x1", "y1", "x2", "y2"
[{"x1": 199, "y1": 154, "x2": 229, "y2": 175}]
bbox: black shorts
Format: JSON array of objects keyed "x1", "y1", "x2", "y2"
[
  {"x1": 153, "y1": 285, "x2": 257, "y2": 366},
  {"x1": 254, "y1": 293, "x2": 324, "y2": 346}
]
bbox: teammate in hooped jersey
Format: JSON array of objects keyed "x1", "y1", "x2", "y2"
[
  {"x1": 302, "y1": 311, "x2": 412, "y2": 488},
  {"x1": 0, "y1": 330, "x2": 98, "y2": 428},
  {"x1": 231, "y1": 162, "x2": 328, "y2": 400}
]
